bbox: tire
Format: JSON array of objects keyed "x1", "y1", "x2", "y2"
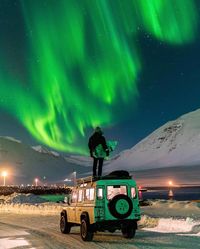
[
  {"x1": 108, "y1": 194, "x2": 133, "y2": 219},
  {"x1": 60, "y1": 215, "x2": 71, "y2": 234},
  {"x1": 80, "y1": 218, "x2": 94, "y2": 241},
  {"x1": 122, "y1": 225, "x2": 136, "y2": 239}
]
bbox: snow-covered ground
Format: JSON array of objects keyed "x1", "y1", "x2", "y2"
[
  {"x1": 141, "y1": 200, "x2": 200, "y2": 235},
  {"x1": 0, "y1": 194, "x2": 200, "y2": 248}
]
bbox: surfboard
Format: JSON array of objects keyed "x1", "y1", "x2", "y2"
[{"x1": 93, "y1": 140, "x2": 118, "y2": 158}]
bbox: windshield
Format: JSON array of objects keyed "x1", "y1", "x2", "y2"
[{"x1": 107, "y1": 185, "x2": 127, "y2": 200}]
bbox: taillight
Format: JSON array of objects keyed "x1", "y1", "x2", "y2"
[
  {"x1": 131, "y1": 187, "x2": 136, "y2": 198},
  {"x1": 97, "y1": 188, "x2": 103, "y2": 199}
]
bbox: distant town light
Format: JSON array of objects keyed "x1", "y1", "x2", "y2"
[
  {"x1": 2, "y1": 171, "x2": 7, "y2": 177},
  {"x1": 168, "y1": 180, "x2": 173, "y2": 186},
  {"x1": 1, "y1": 171, "x2": 8, "y2": 186},
  {"x1": 35, "y1": 178, "x2": 38, "y2": 187},
  {"x1": 64, "y1": 178, "x2": 72, "y2": 182},
  {"x1": 73, "y1": 171, "x2": 77, "y2": 186}
]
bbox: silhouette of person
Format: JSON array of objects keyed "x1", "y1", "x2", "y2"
[{"x1": 88, "y1": 127, "x2": 109, "y2": 177}]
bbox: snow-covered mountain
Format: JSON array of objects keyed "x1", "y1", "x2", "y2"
[
  {"x1": 64, "y1": 155, "x2": 93, "y2": 167},
  {"x1": 2, "y1": 108, "x2": 200, "y2": 186},
  {"x1": 106, "y1": 109, "x2": 200, "y2": 172},
  {"x1": 0, "y1": 137, "x2": 90, "y2": 185},
  {"x1": 32, "y1": 145, "x2": 60, "y2": 157}
]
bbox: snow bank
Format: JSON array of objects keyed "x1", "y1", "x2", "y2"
[
  {"x1": 0, "y1": 193, "x2": 46, "y2": 204},
  {"x1": 0, "y1": 202, "x2": 65, "y2": 215},
  {"x1": 140, "y1": 200, "x2": 200, "y2": 236},
  {"x1": 149, "y1": 199, "x2": 200, "y2": 209},
  {"x1": 144, "y1": 217, "x2": 195, "y2": 233},
  {"x1": 143, "y1": 217, "x2": 200, "y2": 236},
  {"x1": 141, "y1": 199, "x2": 200, "y2": 219},
  {"x1": 0, "y1": 193, "x2": 65, "y2": 215},
  {"x1": 139, "y1": 215, "x2": 159, "y2": 228}
]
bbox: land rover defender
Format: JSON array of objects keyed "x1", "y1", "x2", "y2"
[{"x1": 60, "y1": 171, "x2": 141, "y2": 241}]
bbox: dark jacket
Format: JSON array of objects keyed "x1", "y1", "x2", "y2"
[{"x1": 88, "y1": 132, "x2": 108, "y2": 157}]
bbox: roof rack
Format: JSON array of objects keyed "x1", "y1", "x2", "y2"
[
  {"x1": 76, "y1": 171, "x2": 131, "y2": 186},
  {"x1": 76, "y1": 176, "x2": 94, "y2": 186},
  {"x1": 102, "y1": 170, "x2": 132, "y2": 180},
  {"x1": 101, "y1": 175, "x2": 132, "y2": 180}
]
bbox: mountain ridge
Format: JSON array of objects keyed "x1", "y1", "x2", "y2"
[
  {"x1": 106, "y1": 109, "x2": 200, "y2": 171},
  {"x1": 1, "y1": 108, "x2": 200, "y2": 185},
  {"x1": 0, "y1": 137, "x2": 89, "y2": 185}
]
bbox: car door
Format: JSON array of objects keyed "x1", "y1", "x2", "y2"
[{"x1": 67, "y1": 189, "x2": 77, "y2": 223}]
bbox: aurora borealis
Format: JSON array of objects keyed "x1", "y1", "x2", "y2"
[{"x1": 0, "y1": 0, "x2": 199, "y2": 155}]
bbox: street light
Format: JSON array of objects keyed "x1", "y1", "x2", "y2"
[
  {"x1": 2, "y1": 171, "x2": 7, "y2": 186},
  {"x1": 35, "y1": 178, "x2": 38, "y2": 187},
  {"x1": 73, "y1": 171, "x2": 76, "y2": 186},
  {"x1": 168, "y1": 180, "x2": 174, "y2": 199}
]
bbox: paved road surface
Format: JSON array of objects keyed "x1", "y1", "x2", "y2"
[{"x1": 0, "y1": 214, "x2": 199, "y2": 249}]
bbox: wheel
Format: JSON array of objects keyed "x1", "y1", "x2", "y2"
[
  {"x1": 60, "y1": 215, "x2": 71, "y2": 234},
  {"x1": 122, "y1": 225, "x2": 136, "y2": 239},
  {"x1": 80, "y1": 218, "x2": 94, "y2": 241},
  {"x1": 108, "y1": 194, "x2": 133, "y2": 219}
]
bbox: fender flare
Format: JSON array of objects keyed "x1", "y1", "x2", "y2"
[
  {"x1": 61, "y1": 210, "x2": 67, "y2": 218},
  {"x1": 80, "y1": 211, "x2": 90, "y2": 224}
]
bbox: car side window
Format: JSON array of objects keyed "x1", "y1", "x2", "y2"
[
  {"x1": 71, "y1": 190, "x2": 77, "y2": 203},
  {"x1": 97, "y1": 188, "x2": 103, "y2": 199},
  {"x1": 78, "y1": 189, "x2": 84, "y2": 202},
  {"x1": 85, "y1": 188, "x2": 94, "y2": 201}
]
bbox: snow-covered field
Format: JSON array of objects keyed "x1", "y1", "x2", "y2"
[{"x1": 0, "y1": 193, "x2": 200, "y2": 248}]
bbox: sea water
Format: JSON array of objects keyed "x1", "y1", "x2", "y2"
[{"x1": 141, "y1": 186, "x2": 200, "y2": 201}]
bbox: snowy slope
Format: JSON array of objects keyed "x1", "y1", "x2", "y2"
[
  {"x1": 0, "y1": 136, "x2": 21, "y2": 143},
  {"x1": 32, "y1": 145, "x2": 60, "y2": 157},
  {"x1": 0, "y1": 137, "x2": 89, "y2": 185},
  {"x1": 64, "y1": 155, "x2": 93, "y2": 167},
  {"x1": 106, "y1": 109, "x2": 200, "y2": 171}
]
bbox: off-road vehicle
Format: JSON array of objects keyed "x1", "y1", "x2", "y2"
[{"x1": 60, "y1": 171, "x2": 141, "y2": 241}]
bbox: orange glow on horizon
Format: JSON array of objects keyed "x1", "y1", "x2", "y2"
[
  {"x1": 2, "y1": 171, "x2": 8, "y2": 177},
  {"x1": 168, "y1": 180, "x2": 173, "y2": 186}
]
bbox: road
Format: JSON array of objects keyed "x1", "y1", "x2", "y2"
[{"x1": 0, "y1": 214, "x2": 199, "y2": 249}]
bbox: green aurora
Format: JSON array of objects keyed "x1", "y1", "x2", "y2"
[{"x1": 0, "y1": 0, "x2": 198, "y2": 154}]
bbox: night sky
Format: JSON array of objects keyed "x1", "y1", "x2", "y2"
[{"x1": 0, "y1": 0, "x2": 200, "y2": 155}]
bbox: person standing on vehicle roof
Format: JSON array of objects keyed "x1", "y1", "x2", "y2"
[{"x1": 88, "y1": 127, "x2": 109, "y2": 177}]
